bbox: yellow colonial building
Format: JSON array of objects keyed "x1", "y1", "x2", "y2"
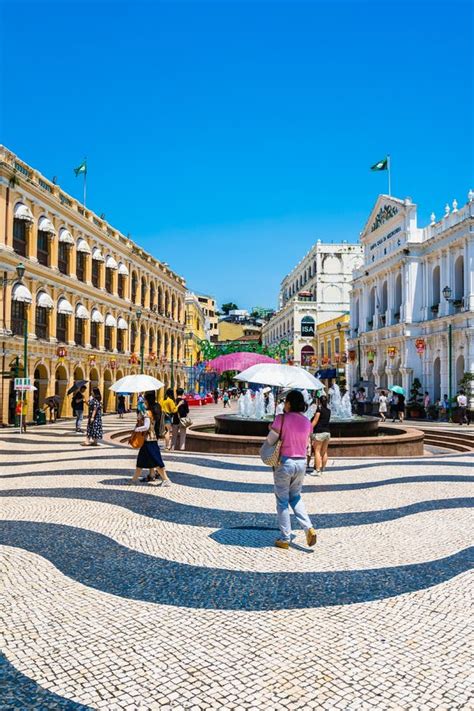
[
  {"x1": 184, "y1": 291, "x2": 207, "y2": 367},
  {"x1": 314, "y1": 313, "x2": 350, "y2": 385},
  {"x1": 0, "y1": 146, "x2": 186, "y2": 425}
]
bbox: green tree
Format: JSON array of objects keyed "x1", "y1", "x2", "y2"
[{"x1": 221, "y1": 302, "x2": 238, "y2": 314}]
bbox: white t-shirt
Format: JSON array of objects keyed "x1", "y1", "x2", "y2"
[
  {"x1": 457, "y1": 394, "x2": 467, "y2": 407},
  {"x1": 379, "y1": 395, "x2": 388, "y2": 412}
]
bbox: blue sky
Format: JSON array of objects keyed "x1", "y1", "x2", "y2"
[{"x1": 1, "y1": 0, "x2": 472, "y2": 309}]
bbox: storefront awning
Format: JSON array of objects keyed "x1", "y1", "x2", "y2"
[
  {"x1": 117, "y1": 317, "x2": 128, "y2": 330},
  {"x1": 77, "y1": 238, "x2": 91, "y2": 254},
  {"x1": 105, "y1": 255, "x2": 118, "y2": 270},
  {"x1": 75, "y1": 304, "x2": 90, "y2": 320},
  {"x1": 38, "y1": 216, "x2": 56, "y2": 234},
  {"x1": 59, "y1": 228, "x2": 74, "y2": 244},
  {"x1": 12, "y1": 283, "x2": 32, "y2": 303},
  {"x1": 118, "y1": 262, "x2": 129, "y2": 276},
  {"x1": 14, "y1": 202, "x2": 34, "y2": 223},
  {"x1": 91, "y1": 308, "x2": 104, "y2": 323},
  {"x1": 92, "y1": 247, "x2": 104, "y2": 262},
  {"x1": 57, "y1": 297, "x2": 74, "y2": 315},
  {"x1": 36, "y1": 291, "x2": 54, "y2": 309},
  {"x1": 105, "y1": 314, "x2": 117, "y2": 327}
]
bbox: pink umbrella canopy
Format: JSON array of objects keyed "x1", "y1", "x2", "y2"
[{"x1": 207, "y1": 352, "x2": 278, "y2": 374}]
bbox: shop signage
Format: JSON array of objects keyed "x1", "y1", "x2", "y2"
[
  {"x1": 369, "y1": 226, "x2": 402, "y2": 251},
  {"x1": 14, "y1": 377, "x2": 31, "y2": 391},
  {"x1": 301, "y1": 316, "x2": 315, "y2": 338}
]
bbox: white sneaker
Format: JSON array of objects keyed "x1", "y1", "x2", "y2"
[{"x1": 314, "y1": 470, "x2": 322, "y2": 477}]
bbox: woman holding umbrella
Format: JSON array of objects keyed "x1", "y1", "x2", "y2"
[{"x1": 128, "y1": 393, "x2": 170, "y2": 486}]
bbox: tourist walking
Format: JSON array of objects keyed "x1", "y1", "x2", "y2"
[
  {"x1": 128, "y1": 394, "x2": 170, "y2": 485},
  {"x1": 161, "y1": 388, "x2": 177, "y2": 450},
  {"x1": 378, "y1": 390, "x2": 388, "y2": 422},
  {"x1": 356, "y1": 388, "x2": 366, "y2": 416},
  {"x1": 457, "y1": 390, "x2": 469, "y2": 425},
  {"x1": 390, "y1": 393, "x2": 398, "y2": 422},
  {"x1": 171, "y1": 388, "x2": 190, "y2": 450},
  {"x1": 397, "y1": 392, "x2": 406, "y2": 423},
  {"x1": 439, "y1": 394, "x2": 449, "y2": 422},
  {"x1": 309, "y1": 395, "x2": 331, "y2": 477},
  {"x1": 213, "y1": 388, "x2": 219, "y2": 404},
  {"x1": 72, "y1": 385, "x2": 87, "y2": 432},
  {"x1": 223, "y1": 390, "x2": 230, "y2": 408},
  {"x1": 117, "y1": 394, "x2": 126, "y2": 419},
  {"x1": 82, "y1": 388, "x2": 103, "y2": 446},
  {"x1": 264, "y1": 390, "x2": 317, "y2": 550}
]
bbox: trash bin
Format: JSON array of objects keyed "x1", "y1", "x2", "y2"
[{"x1": 36, "y1": 410, "x2": 46, "y2": 425}]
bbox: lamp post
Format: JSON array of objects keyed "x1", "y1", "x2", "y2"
[
  {"x1": 442, "y1": 285, "x2": 453, "y2": 422},
  {"x1": 1, "y1": 263, "x2": 27, "y2": 425},
  {"x1": 136, "y1": 308, "x2": 144, "y2": 374}
]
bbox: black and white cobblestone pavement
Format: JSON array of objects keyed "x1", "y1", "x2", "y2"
[{"x1": 1, "y1": 404, "x2": 473, "y2": 710}]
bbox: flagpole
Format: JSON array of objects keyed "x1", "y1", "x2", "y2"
[
  {"x1": 83, "y1": 170, "x2": 87, "y2": 207},
  {"x1": 387, "y1": 154, "x2": 391, "y2": 196}
]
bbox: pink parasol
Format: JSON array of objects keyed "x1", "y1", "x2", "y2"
[{"x1": 207, "y1": 352, "x2": 278, "y2": 374}]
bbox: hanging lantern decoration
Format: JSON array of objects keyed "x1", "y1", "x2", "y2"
[
  {"x1": 367, "y1": 350, "x2": 376, "y2": 364},
  {"x1": 148, "y1": 352, "x2": 157, "y2": 363},
  {"x1": 322, "y1": 355, "x2": 329, "y2": 365},
  {"x1": 57, "y1": 346, "x2": 67, "y2": 364},
  {"x1": 348, "y1": 350, "x2": 356, "y2": 362},
  {"x1": 341, "y1": 353, "x2": 348, "y2": 363},
  {"x1": 387, "y1": 346, "x2": 397, "y2": 359},
  {"x1": 334, "y1": 352, "x2": 340, "y2": 364},
  {"x1": 129, "y1": 353, "x2": 139, "y2": 365},
  {"x1": 109, "y1": 356, "x2": 117, "y2": 370},
  {"x1": 88, "y1": 354, "x2": 96, "y2": 367},
  {"x1": 415, "y1": 338, "x2": 426, "y2": 357}
]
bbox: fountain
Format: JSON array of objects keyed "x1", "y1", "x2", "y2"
[{"x1": 193, "y1": 383, "x2": 424, "y2": 457}]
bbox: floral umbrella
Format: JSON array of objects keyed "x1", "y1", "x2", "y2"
[{"x1": 207, "y1": 352, "x2": 278, "y2": 374}]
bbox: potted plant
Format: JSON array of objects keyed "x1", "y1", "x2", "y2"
[{"x1": 407, "y1": 377, "x2": 424, "y2": 418}]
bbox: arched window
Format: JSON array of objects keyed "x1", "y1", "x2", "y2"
[
  {"x1": 11, "y1": 283, "x2": 32, "y2": 336},
  {"x1": 35, "y1": 291, "x2": 53, "y2": 340},
  {"x1": 394, "y1": 273, "x2": 402, "y2": 321},
  {"x1": 432, "y1": 265, "x2": 440, "y2": 310},
  {"x1": 13, "y1": 203, "x2": 33, "y2": 256},
  {"x1": 158, "y1": 286, "x2": 163, "y2": 313},
  {"x1": 57, "y1": 297, "x2": 73, "y2": 342},
  {"x1": 454, "y1": 256, "x2": 464, "y2": 303},
  {"x1": 131, "y1": 322, "x2": 137, "y2": 352},
  {"x1": 141, "y1": 277, "x2": 147, "y2": 307},
  {"x1": 74, "y1": 303, "x2": 90, "y2": 347},
  {"x1": 37, "y1": 216, "x2": 55, "y2": 266},
  {"x1": 150, "y1": 282, "x2": 156, "y2": 310}
]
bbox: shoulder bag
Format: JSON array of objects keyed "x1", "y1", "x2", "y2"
[
  {"x1": 260, "y1": 415, "x2": 284, "y2": 467},
  {"x1": 129, "y1": 414, "x2": 147, "y2": 449},
  {"x1": 177, "y1": 399, "x2": 193, "y2": 428}
]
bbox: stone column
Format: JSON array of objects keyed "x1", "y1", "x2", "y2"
[
  {"x1": 69, "y1": 244, "x2": 77, "y2": 279},
  {"x1": 83, "y1": 317, "x2": 91, "y2": 349},
  {"x1": 85, "y1": 254, "x2": 92, "y2": 285},
  {"x1": 26, "y1": 221, "x2": 37, "y2": 262},
  {"x1": 50, "y1": 234, "x2": 59, "y2": 270},
  {"x1": 67, "y1": 313, "x2": 75, "y2": 346}
]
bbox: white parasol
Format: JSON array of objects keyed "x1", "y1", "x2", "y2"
[
  {"x1": 110, "y1": 374, "x2": 165, "y2": 394},
  {"x1": 234, "y1": 363, "x2": 325, "y2": 391}
]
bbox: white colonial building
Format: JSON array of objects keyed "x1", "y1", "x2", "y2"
[
  {"x1": 263, "y1": 241, "x2": 363, "y2": 364},
  {"x1": 347, "y1": 191, "x2": 474, "y2": 404}
]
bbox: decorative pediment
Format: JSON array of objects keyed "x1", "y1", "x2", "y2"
[{"x1": 370, "y1": 204, "x2": 398, "y2": 232}]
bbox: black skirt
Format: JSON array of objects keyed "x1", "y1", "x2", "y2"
[{"x1": 136, "y1": 441, "x2": 165, "y2": 469}]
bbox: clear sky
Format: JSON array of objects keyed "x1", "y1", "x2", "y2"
[{"x1": 1, "y1": 0, "x2": 472, "y2": 309}]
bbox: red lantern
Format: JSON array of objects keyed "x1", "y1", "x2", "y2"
[
  {"x1": 148, "y1": 352, "x2": 157, "y2": 363},
  {"x1": 109, "y1": 357, "x2": 117, "y2": 370},
  {"x1": 129, "y1": 353, "x2": 139, "y2": 365},
  {"x1": 415, "y1": 338, "x2": 426, "y2": 357},
  {"x1": 57, "y1": 346, "x2": 67, "y2": 364}
]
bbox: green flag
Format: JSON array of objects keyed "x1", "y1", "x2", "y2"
[
  {"x1": 74, "y1": 160, "x2": 87, "y2": 177},
  {"x1": 370, "y1": 157, "x2": 388, "y2": 171}
]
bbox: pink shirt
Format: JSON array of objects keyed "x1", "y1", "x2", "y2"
[{"x1": 272, "y1": 413, "x2": 312, "y2": 458}]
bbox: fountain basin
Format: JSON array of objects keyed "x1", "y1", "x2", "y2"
[
  {"x1": 215, "y1": 414, "x2": 380, "y2": 438},
  {"x1": 185, "y1": 423, "x2": 425, "y2": 457}
]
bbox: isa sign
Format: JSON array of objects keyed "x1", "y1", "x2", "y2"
[{"x1": 14, "y1": 377, "x2": 31, "y2": 391}]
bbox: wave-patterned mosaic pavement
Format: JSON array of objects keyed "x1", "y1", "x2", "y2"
[{"x1": 1, "y1": 410, "x2": 473, "y2": 710}]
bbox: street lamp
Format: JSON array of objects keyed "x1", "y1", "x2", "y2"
[
  {"x1": 135, "y1": 308, "x2": 144, "y2": 374},
  {"x1": 336, "y1": 322, "x2": 342, "y2": 386},
  {"x1": 443, "y1": 285, "x2": 453, "y2": 421}
]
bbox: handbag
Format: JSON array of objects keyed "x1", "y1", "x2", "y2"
[
  {"x1": 129, "y1": 430, "x2": 146, "y2": 449},
  {"x1": 179, "y1": 416, "x2": 193, "y2": 428},
  {"x1": 260, "y1": 415, "x2": 284, "y2": 467}
]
